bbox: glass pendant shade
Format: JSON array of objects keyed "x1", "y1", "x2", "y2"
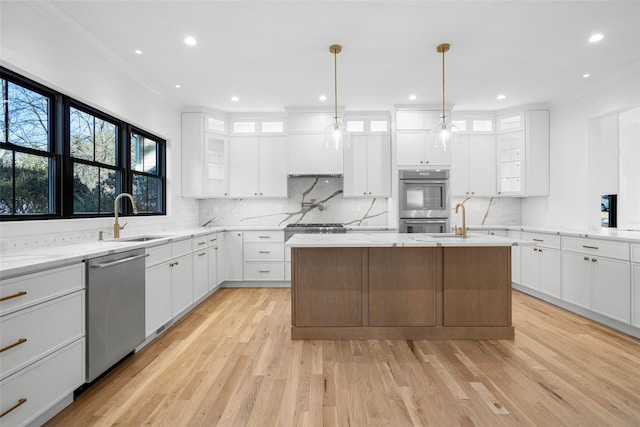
[
  {"x1": 323, "y1": 119, "x2": 349, "y2": 151},
  {"x1": 429, "y1": 114, "x2": 457, "y2": 152}
]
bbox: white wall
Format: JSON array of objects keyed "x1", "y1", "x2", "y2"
[
  {"x1": 522, "y1": 64, "x2": 640, "y2": 230},
  {"x1": 0, "y1": 2, "x2": 199, "y2": 248}
]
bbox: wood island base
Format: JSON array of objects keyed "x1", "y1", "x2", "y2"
[{"x1": 290, "y1": 246, "x2": 514, "y2": 340}]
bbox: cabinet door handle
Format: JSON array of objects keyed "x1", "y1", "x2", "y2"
[
  {"x1": 533, "y1": 238, "x2": 544, "y2": 242},
  {"x1": 198, "y1": 252, "x2": 206, "y2": 257},
  {"x1": 583, "y1": 256, "x2": 590, "y2": 261},
  {"x1": 210, "y1": 238, "x2": 217, "y2": 242},
  {"x1": 533, "y1": 248, "x2": 539, "y2": 252},
  {"x1": 583, "y1": 245, "x2": 599, "y2": 250},
  {"x1": 170, "y1": 261, "x2": 180, "y2": 267},
  {"x1": 198, "y1": 242, "x2": 206, "y2": 246},
  {"x1": 259, "y1": 236, "x2": 270, "y2": 239},
  {"x1": 591, "y1": 258, "x2": 597, "y2": 263},
  {"x1": 0, "y1": 398, "x2": 27, "y2": 419},
  {"x1": 259, "y1": 270, "x2": 271, "y2": 273},
  {"x1": 259, "y1": 251, "x2": 271, "y2": 254},
  {"x1": 539, "y1": 249, "x2": 543, "y2": 252},
  {"x1": 0, "y1": 338, "x2": 27, "y2": 353},
  {"x1": 0, "y1": 291, "x2": 27, "y2": 302}
]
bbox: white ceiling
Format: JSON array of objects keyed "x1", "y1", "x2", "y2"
[{"x1": 12, "y1": 1, "x2": 640, "y2": 113}]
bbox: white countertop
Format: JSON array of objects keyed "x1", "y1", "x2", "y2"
[
  {"x1": 468, "y1": 225, "x2": 640, "y2": 243},
  {"x1": 286, "y1": 232, "x2": 525, "y2": 248}
]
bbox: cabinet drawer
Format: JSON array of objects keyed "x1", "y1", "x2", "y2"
[
  {"x1": 243, "y1": 243, "x2": 284, "y2": 261},
  {"x1": 562, "y1": 236, "x2": 630, "y2": 260},
  {"x1": 0, "y1": 291, "x2": 84, "y2": 380},
  {"x1": 244, "y1": 231, "x2": 284, "y2": 243},
  {"x1": 146, "y1": 244, "x2": 173, "y2": 267},
  {"x1": 521, "y1": 232, "x2": 560, "y2": 249},
  {"x1": 207, "y1": 233, "x2": 219, "y2": 248},
  {"x1": 0, "y1": 263, "x2": 84, "y2": 317},
  {"x1": 192, "y1": 235, "x2": 209, "y2": 251},
  {"x1": 0, "y1": 338, "x2": 84, "y2": 427},
  {"x1": 243, "y1": 262, "x2": 284, "y2": 281},
  {"x1": 172, "y1": 239, "x2": 193, "y2": 258},
  {"x1": 632, "y1": 245, "x2": 640, "y2": 263}
]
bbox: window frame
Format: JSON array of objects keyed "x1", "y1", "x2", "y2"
[{"x1": 0, "y1": 66, "x2": 167, "y2": 221}]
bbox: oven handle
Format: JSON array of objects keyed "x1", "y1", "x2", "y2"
[
  {"x1": 402, "y1": 219, "x2": 448, "y2": 224},
  {"x1": 91, "y1": 253, "x2": 149, "y2": 269},
  {"x1": 401, "y1": 180, "x2": 448, "y2": 185}
]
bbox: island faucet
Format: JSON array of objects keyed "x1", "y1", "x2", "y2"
[
  {"x1": 113, "y1": 193, "x2": 138, "y2": 238},
  {"x1": 455, "y1": 203, "x2": 467, "y2": 238}
]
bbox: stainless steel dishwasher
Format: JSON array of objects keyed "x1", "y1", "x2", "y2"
[{"x1": 85, "y1": 248, "x2": 148, "y2": 382}]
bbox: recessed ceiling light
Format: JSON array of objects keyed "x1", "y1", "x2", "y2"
[
  {"x1": 135, "y1": 49, "x2": 142, "y2": 55},
  {"x1": 319, "y1": 95, "x2": 327, "y2": 101},
  {"x1": 184, "y1": 36, "x2": 197, "y2": 46},
  {"x1": 588, "y1": 33, "x2": 604, "y2": 43},
  {"x1": 408, "y1": 94, "x2": 417, "y2": 101},
  {"x1": 175, "y1": 84, "x2": 181, "y2": 89},
  {"x1": 582, "y1": 73, "x2": 591, "y2": 78},
  {"x1": 230, "y1": 96, "x2": 239, "y2": 102},
  {"x1": 496, "y1": 94, "x2": 506, "y2": 100}
]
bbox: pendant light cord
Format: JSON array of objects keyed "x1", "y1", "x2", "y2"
[
  {"x1": 334, "y1": 48, "x2": 339, "y2": 124},
  {"x1": 441, "y1": 47, "x2": 445, "y2": 119}
]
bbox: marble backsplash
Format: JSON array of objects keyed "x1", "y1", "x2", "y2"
[
  {"x1": 200, "y1": 177, "x2": 389, "y2": 227},
  {"x1": 451, "y1": 196, "x2": 522, "y2": 227}
]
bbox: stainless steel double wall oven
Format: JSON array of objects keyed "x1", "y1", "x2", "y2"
[{"x1": 399, "y1": 169, "x2": 450, "y2": 233}]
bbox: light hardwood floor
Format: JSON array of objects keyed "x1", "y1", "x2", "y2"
[{"x1": 46, "y1": 288, "x2": 640, "y2": 426}]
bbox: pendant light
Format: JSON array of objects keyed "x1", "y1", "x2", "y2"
[
  {"x1": 323, "y1": 44, "x2": 349, "y2": 151},
  {"x1": 430, "y1": 43, "x2": 456, "y2": 151}
]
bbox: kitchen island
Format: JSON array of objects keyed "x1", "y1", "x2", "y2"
[{"x1": 287, "y1": 233, "x2": 522, "y2": 340}]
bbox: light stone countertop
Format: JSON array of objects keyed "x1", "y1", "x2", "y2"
[
  {"x1": 286, "y1": 232, "x2": 527, "y2": 248},
  {"x1": 467, "y1": 225, "x2": 640, "y2": 243}
]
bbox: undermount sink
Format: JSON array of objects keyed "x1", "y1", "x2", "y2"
[
  {"x1": 425, "y1": 233, "x2": 465, "y2": 238},
  {"x1": 113, "y1": 235, "x2": 172, "y2": 242}
]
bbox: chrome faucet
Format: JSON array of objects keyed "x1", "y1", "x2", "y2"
[
  {"x1": 113, "y1": 193, "x2": 138, "y2": 238},
  {"x1": 455, "y1": 203, "x2": 467, "y2": 238}
]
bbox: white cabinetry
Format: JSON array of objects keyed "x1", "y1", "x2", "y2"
[
  {"x1": 395, "y1": 110, "x2": 451, "y2": 166},
  {"x1": 344, "y1": 134, "x2": 391, "y2": 197},
  {"x1": 561, "y1": 236, "x2": 631, "y2": 323},
  {"x1": 0, "y1": 263, "x2": 85, "y2": 426},
  {"x1": 496, "y1": 110, "x2": 549, "y2": 196},
  {"x1": 451, "y1": 134, "x2": 496, "y2": 196},
  {"x1": 229, "y1": 136, "x2": 287, "y2": 197},
  {"x1": 192, "y1": 235, "x2": 209, "y2": 302},
  {"x1": 243, "y1": 231, "x2": 285, "y2": 281},
  {"x1": 145, "y1": 239, "x2": 195, "y2": 337},
  {"x1": 519, "y1": 233, "x2": 561, "y2": 297},
  {"x1": 632, "y1": 244, "x2": 640, "y2": 328},
  {"x1": 182, "y1": 112, "x2": 228, "y2": 198},
  {"x1": 224, "y1": 231, "x2": 244, "y2": 281},
  {"x1": 207, "y1": 232, "x2": 219, "y2": 290},
  {"x1": 286, "y1": 111, "x2": 343, "y2": 175}
]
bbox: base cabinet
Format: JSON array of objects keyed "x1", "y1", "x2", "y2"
[
  {"x1": 632, "y1": 262, "x2": 640, "y2": 328},
  {"x1": 292, "y1": 248, "x2": 363, "y2": 327},
  {"x1": 369, "y1": 247, "x2": 437, "y2": 326},
  {"x1": 519, "y1": 234, "x2": 561, "y2": 298},
  {"x1": 561, "y1": 252, "x2": 593, "y2": 309},
  {"x1": 145, "y1": 261, "x2": 172, "y2": 337}
]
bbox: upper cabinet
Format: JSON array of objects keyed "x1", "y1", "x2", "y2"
[
  {"x1": 229, "y1": 135, "x2": 287, "y2": 197},
  {"x1": 286, "y1": 111, "x2": 343, "y2": 175},
  {"x1": 343, "y1": 115, "x2": 391, "y2": 198},
  {"x1": 396, "y1": 110, "x2": 451, "y2": 166},
  {"x1": 496, "y1": 110, "x2": 549, "y2": 196},
  {"x1": 181, "y1": 112, "x2": 229, "y2": 198},
  {"x1": 450, "y1": 113, "x2": 496, "y2": 197}
]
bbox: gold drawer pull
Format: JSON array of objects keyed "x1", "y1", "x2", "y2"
[
  {"x1": 0, "y1": 398, "x2": 27, "y2": 419},
  {"x1": 259, "y1": 251, "x2": 271, "y2": 254},
  {"x1": 198, "y1": 252, "x2": 206, "y2": 257},
  {"x1": 258, "y1": 236, "x2": 270, "y2": 239},
  {"x1": 591, "y1": 258, "x2": 597, "y2": 263},
  {"x1": 0, "y1": 291, "x2": 27, "y2": 303},
  {"x1": 0, "y1": 338, "x2": 27, "y2": 353},
  {"x1": 532, "y1": 238, "x2": 544, "y2": 242},
  {"x1": 259, "y1": 270, "x2": 271, "y2": 273},
  {"x1": 210, "y1": 238, "x2": 217, "y2": 242},
  {"x1": 582, "y1": 245, "x2": 599, "y2": 250},
  {"x1": 197, "y1": 242, "x2": 206, "y2": 246},
  {"x1": 583, "y1": 256, "x2": 589, "y2": 261}
]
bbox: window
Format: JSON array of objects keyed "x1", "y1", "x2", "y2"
[
  {"x1": 0, "y1": 76, "x2": 57, "y2": 216},
  {"x1": 70, "y1": 105, "x2": 121, "y2": 215},
  {"x1": 0, "y1": 67, "x2": 166, "y2": 220},
  {"x1": 130, "y1": 130, "x2": 164, "y2": 213}
]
